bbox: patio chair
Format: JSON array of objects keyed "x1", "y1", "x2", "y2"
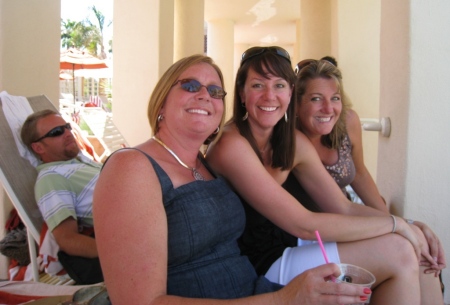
[{"x1": 0, "y1": 93, "x2": 74, "y2": 285}]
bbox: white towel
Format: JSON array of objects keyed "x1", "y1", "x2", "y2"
[{"x1": 0, "y1": 91, "x2": 41, "y2": 167}]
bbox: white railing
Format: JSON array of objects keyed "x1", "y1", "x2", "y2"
[{"x1": 360, "y1": 117, "x2": 391, "y2": 137}]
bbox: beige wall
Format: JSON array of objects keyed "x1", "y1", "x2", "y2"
[{"x1": 378, "y1": 0, "x2": 450, "y2": 299}]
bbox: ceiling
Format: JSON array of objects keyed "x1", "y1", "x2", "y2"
[{"x1": 204, "y1": 0, "x2": 300, "y2": 46}]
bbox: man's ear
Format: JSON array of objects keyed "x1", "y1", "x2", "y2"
[{"x1": 31, "y1": 142, "x2": 44, "y2": 155}]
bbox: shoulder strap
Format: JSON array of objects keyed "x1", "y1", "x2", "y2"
[{"x1": 104, "y1": 147, "x2": 174, "y2": 192}]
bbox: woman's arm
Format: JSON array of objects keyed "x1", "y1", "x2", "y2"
[
  {"x1": 346, "y1": 109, "x2": 389, "y2": 213},
  {"x1": 94, "y1": 149, "x2": 369, "y2": 305},
  {"x1": 93, "y1": 149, "x2": 170, "y2": 304},
  {"x1": 206, "y1": 127, "x2": 419, "y2": 253},
  {"x1": 291, "y1": 130, "x2": 385, "y2": 217},
  {"x1": 346, "y1": 110, "x2": 445, "y2": 267}
]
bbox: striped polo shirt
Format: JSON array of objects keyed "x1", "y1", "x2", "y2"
[{"x1": 35, "y1": 154, "x2": 101, "y2": 232}]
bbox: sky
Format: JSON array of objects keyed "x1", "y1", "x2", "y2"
[{"x1": 61, "y1": 0, "x2": 113, "y2": 44}]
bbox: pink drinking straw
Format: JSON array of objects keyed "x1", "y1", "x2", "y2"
[
  {"x1": 315, "y1": 230, "x2": 330, "y2": 263},
  {"x1": 315, "y1": 230, "x2": 336, "y2": 282}
]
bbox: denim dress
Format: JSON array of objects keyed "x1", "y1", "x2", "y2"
[{"x1": 140, "y1": 152, "x2": 281, "y2": 299}]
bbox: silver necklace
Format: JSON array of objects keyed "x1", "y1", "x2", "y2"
[{"x1": 152, "y1": 136, "x2": 205, "y2": 181}]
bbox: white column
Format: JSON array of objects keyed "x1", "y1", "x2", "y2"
[
  {"x1": 113, "y1": 0, "x2": 174, "y2": 146},
  {"x1": 0, "y1": 0, "x2": 60, "y2": 104},
  {"x1": 337, "y1": 0, "x2": 380, "y2": 179},
  {"x1": 299, "y1": 0, "x2": 332, "y2": 59},
  {"x1": 0, "y1": 0, "x2": 60, "y2": 280},
  {"x1": 206, "y1": 19, "x2": 235, "y2": 121},
  {"x1": 293, "y1": 19, "x2": 301, "y2": 65},
  {"x1": 174, "y1": 0, "x2": 205, "y2": 61}
]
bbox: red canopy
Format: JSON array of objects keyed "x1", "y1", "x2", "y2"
[
  {"x1": 60, "y1": 48, "x2": 108, "y2": 70},
  {"x1": 60, "y1": 49, "x2": 108, "y2": 103}
]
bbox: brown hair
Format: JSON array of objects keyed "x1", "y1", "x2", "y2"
[
  {"x1": 296, "y1": 60, "x2": 352, "y2": 149},
  {"x1": 21, "y1": 109, "x2": 59, "y2": 152},
  {"x1": 232, "y1": 48, "x2": 296, "y2": 170}
]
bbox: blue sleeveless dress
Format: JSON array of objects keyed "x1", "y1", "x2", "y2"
[{"x1": 137, "y1": 150, "x2": 281, "y2": 299}]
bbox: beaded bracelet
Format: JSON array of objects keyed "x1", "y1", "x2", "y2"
[{"x1": 390, "y1": 215, "x2": 397, "y2": 233}]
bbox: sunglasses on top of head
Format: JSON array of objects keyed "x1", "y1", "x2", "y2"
[
  {"x1": 294, "y1": 59, "x2": 337, "y2": 75},
  {"x1": 240, "y1": 46, "x2": 291, "y2": 65},
  {"x1": 173, "y1": 79, "x2": 227, "y2": 99},
  {"x1": 33, "y1": 123, "x2": 72, "y2": 143}
]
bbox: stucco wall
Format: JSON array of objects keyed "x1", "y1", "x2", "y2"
[{"x1": 378, "y1": 1, "x2": 450, "y2": 301}]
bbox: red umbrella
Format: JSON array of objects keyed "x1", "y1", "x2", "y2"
[
  {"x1": 59, "y1": 71, "x2": 73, "y2": 80},
  {"x1": 60, "y1": 48, "x2": 108, "y2": 102}
]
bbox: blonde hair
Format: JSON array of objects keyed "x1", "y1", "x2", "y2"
[
  {"x1": 296, "y1": 60, "x2": 352, "y2": 149},
  {"x1": 147, "y1": 54, "x2": 226, "y2": 144}
]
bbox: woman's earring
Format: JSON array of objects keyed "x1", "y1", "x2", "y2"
[
  {"x1": 157, "y1": 114, "x2": 164, "y2": 122},
  {"x1": 242, "y1": 111, "x2": 249, "y2": 121},
  {"x1": 284, "y1": 112, "x2": 288, "y2": 123},
  {"x1": 213, "y1": 127, "x2": 220, "y2": 134}
]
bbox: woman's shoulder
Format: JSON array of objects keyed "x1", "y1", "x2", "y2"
[
  {"x1": 292, "y1": 129, "x2": 321, "y2": 165},
  {"x1": 344, "y1": 109, "x2": 362, "y2": 143},
  {"x1": 345, "y1": 109, "x2": 361, "y2": 128},
  {"x1": 207, "y1": 124, "x2": 253, "y2": 167},
  {"x1": 294, "y1": 128, "x2": 313, "y2": 145},
  {"x1": 103, "y1": 141, "x2": 155, "y2": 172},
  {"x1": 213, "y1": 124, "x2": 247, "y2": 149}
]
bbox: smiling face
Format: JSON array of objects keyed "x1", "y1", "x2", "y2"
[
  {"x1": 240, "y1": 66, "x2": 293, "y2": 131},
  {"x1": 297, "y1": 77, "x2": 342, "y2": 138},
  {"x1": 31, "y1": 114, "x2": 79, "y2": 163},
  {"x1": 159, "y1": 62, "x2": 224, "y2": 139}
]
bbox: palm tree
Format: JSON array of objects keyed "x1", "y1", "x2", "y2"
[
  {"x1": 87, "y1": 6, "x2": 112, "y2": 60},
  {"x1": 61, "y1": 19, "x2": 79, "y2": 49},
  {"x1": 60, "y1": 7, "x2": 112, "y2": 101},
  {"x1": 86, "y1": 6, "x2": 112, "y2": 97},
  {"x1": 61, "y1": 6, "x2": 112, "y2": 58}
]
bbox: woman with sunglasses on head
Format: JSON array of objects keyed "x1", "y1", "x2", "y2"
[
  {"x1": 293, "y1": 57, "x2": 389, "y2": 214},
  {"x1": 205, "y1": 47, "x2": 444, "y2": 304},
  {"x1": 295, "y1": 58, "x2": 446, "y2": 294},
  {"x1": 93, "y1": 54, "x2": 369, "y2": 305}
]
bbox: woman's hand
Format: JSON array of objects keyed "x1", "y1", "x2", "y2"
[
  {"x1": 411, "y1": 221, "x2": 446, "y2": 276},
  {"x1": 277, "y1": 263, "x2": 372, "y2": 305}
]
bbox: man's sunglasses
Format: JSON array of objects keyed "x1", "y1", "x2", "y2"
[
  {"x1": 173, "y1": 79, "x2": 226, "y2": 99},
  {"x1": 33, "y1": 123, "x2": 72, "y2": 143},
  {"x1": 241, "y1": 46, "x2": 291, "y2": 65}
]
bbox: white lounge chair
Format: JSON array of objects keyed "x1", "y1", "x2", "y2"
[
  {"x1": 0, "y1": 94, "x2": 73, "y2": 284},
  {"x1": 79, "y1": 107, "x2": 128, "y2": 159}
]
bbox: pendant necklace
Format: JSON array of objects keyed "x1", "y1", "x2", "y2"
[{"x1": 152, "y1": 136, "x2": 205, "y2": 181}]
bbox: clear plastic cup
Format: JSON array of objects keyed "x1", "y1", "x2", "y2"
[{"x1": 336, "y1": 263, "x2": 376, "y2": 305}]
